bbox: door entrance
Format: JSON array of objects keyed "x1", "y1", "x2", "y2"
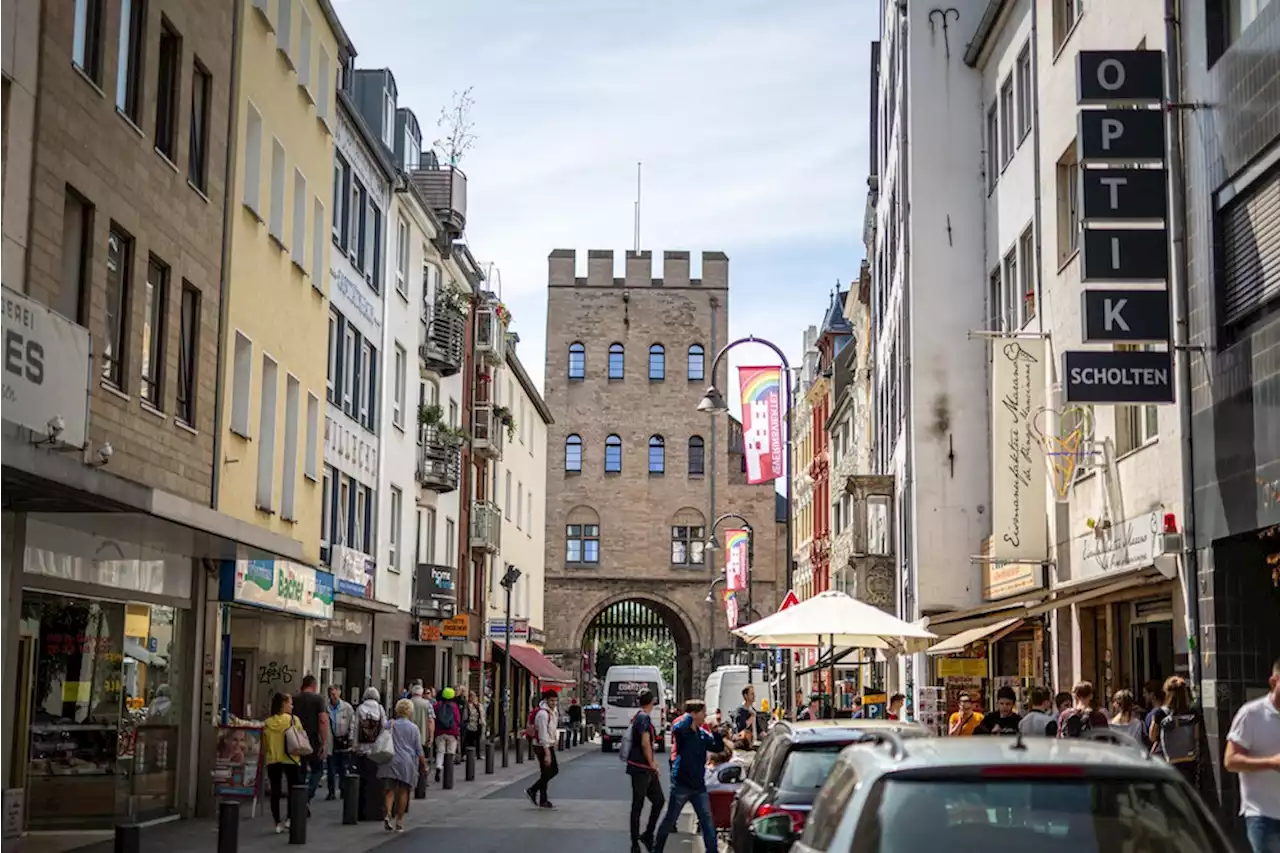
[{"x1": 1131, "y1": 619, "x2": 1174, "y2": 694}]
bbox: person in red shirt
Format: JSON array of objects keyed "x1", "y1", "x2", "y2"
[{"x1": 887, "y1": 693, "x2": 905, "y2": 721}]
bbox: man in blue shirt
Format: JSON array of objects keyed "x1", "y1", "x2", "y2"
[{"x1": 652, "y1": 700, "x2": 725, "y2": 853}]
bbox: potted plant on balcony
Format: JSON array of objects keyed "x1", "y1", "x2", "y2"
[
  {"x1": 493, "y1": 405, "x2": 516, "y2": 441},
  {"x1": 493, "y1": 301, "x2": 512, "y2": 327},
  {"x1": 418, "y1": 403, "x2": 444, "y2": 429},
  {"x1": 436, "y1": 287, "x2": 469, "y2": 317}
]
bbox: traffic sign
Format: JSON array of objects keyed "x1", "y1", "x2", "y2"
[
  {"x1": 1076, "y1": 51, "x2": 1165, "y2": 105},
  {"x1": 1082, "y1": 289, "x2": 1171, "y2": 342},
  {"x1": 1078, "y1": 109, "x2": 1166, "y2": 163},
  {"x1": 1082, "y1": 228, "x2": 1169, "y2": 282},
  {"x1": 1081, "y1": 168, "x2": 1168, "y2": 221},
  {"x1": 1063, "y1": 350, "x2": 1175, "y2": 404},
  {"x1": 778, "y1": 590, "x2": 800, "y2": 611}
]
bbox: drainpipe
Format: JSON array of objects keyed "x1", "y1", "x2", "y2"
[
  {"x1": 210, "y1": 0, "x2": 244, "y2": 513},
  {"x1": 897, "y1": 2, "x2": 917, "y2": 705},
  {"x1": 1163, "y1": 0, "x2": 1202, "y2": 700},
  {"x1": 708, "y1": 295, "x2": 719, "y2": 677}
]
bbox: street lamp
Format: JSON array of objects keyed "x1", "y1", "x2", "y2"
[
  {"x1": 706, "y1": 513, "x2": 756, "y2": 684},
  {"x1": 696, "y1": 335, "x2": 795, "y2": 714},
  {"x1": 499, "y1": 564, "x2": 521, "y2": 763}
]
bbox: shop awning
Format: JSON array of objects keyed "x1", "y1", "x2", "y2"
[
  {"x1": 505, "y1": 643, "x2": 575, "y2": 685},
  {"x1": 1023, "y1": 571, "x2": 1162, "y2": 617},
  {"x1": 927, "y1": 617, "x2": 1023, "y2": 656}
]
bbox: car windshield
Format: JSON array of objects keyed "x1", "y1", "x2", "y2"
[
  {"x1": 778, "y1": 743, "x2": 848, "y2": 791},
  {"x1": 607, "y1": 681, "x2": 660, "y2": 709},
  {"x1": 851, "y1": 777, "x2": 1227, "y2": 853}
]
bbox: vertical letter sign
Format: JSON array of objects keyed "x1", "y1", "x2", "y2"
[
  {"x1": 991, "y1": 339, "x2": 1047, "y2": 564},
  {"x1": 724, "y1": 529, "x2": 749, "y2": 592},
  {"x1": 738, "y1": 366, "x2": 784, "y2": 484}
]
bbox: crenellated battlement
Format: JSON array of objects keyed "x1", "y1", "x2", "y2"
[{"x1": 547, "y1": 249, "x2": 729, "y2": 289}]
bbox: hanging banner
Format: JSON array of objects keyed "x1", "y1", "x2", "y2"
[
  {"x1": 990, "y1": 339, "x2": 1048, "y2": 567},
  {"x1": 738, "y1": 366, "x2": 784, "y2": 484},
  {"x1": 724, "y1": 529, "x2": 749, "y2": 591},
  {"x1": 724, "y1": 590, "x2": 740, "y2": 630}
]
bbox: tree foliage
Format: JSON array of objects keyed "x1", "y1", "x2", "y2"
[
  {"x1": 594, "y1": 637, "x2": 675, "y2": 687},
  {"x1": 433, "y1": 87, "x2": 478, "y2": 166}
]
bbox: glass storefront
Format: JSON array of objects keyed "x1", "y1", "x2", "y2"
[{"x1": 16, "y1": 591, "x2": 185, "y2": 829}]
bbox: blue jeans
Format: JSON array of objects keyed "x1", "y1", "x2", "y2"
[
  {"x1": 1247, "y1": 816, "x2": 1280, "y2": 853},
  {"x1": 652, "y1": 785, "x2": 716, "y2": 853},
  {"x1": 302, "y1": 754, "x2": 324, "y2": 800},
  {"x1": 326, "y1": 751, "x2": 350, "y2": 796}
]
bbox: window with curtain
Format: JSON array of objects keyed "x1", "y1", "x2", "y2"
[
  {"x1": 565, "y1": 434, "x2": 583, "y2": 473},
  {"x1": 648, "y1": 435, "x2": 665, "y2": 474},
  {"x1": 608, "y1": 343, "x2": 625, "y2": 379},
  {"x1": 568, "y1": 342, "x2": 585, "y2": 379}
]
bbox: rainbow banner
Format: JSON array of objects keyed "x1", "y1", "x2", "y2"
[
  {"x1": 738, "y1": 366, "x2": 784, "y2": 484},
  {"x1": 724, "y1": 590, "x2": 740, "y2": 630},
  {"x1": 724, "y1": 528, "x2": 749, "y2": 591}
]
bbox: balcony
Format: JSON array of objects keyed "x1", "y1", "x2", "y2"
[
  {"x1": 416, "y1": 426, "x2": 462, "y2": 493},
  {"x1": 470, "y1": 402, "x2": 507, "y2": 461},
  {"x1": 410, "y1": 161, "x2": 467, "y2": 238},
  {"x1": 420, "y1": 294, "x2": 466, "y2": 378},
  {"x1": 469, "y1": 500, "x2": 502, "y2": 553},
  {"x1": 474, "y1": 292, "x2": 509, "y2": 366}
]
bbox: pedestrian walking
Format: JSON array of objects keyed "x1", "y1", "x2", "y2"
[
  {"x1": 408, "y1": 684, "x2": 435, "y2": 787},
  {"x1": 263, "y1": 692, "x2": 307, "y2": 833},
  {"x1": 463, "y1": 690, "x2": 484, "y2": 757},
  {"x1": 1152, "y1": 676, "x2": 1204, "y2": 790},
  {"x1": 1226, "y1": 657, "x2": 1280, "y2": 853},
  {"x1": 651, "y1": 700, "x2": 725, "y2": 853},
  {"x1": 625, "y1": 690, "x2": 665, "y2": 853},
  {"x1": 325, "y1": 685, "x2": 355, "y2": 799},
  {"x1": 887, "y1": 693, "x2": 905, "y2": 721},
  {"x1": 975, "y1": 686, "x2": 1022, "y2": 735},
  {"x1": 433, "y1": 687, "x2": 461, "y2": 782},
  {"x1": 292, "y1": 674, "x2": 328, "y2": 801},
  {"x1": 1057, "y1": 682, "x2": 1109, "y2": 738},
  {"x1": 378, "y1": 699, "x2": 429, "y2": 832},
  {"x1": 1018, "y1": 686, "x2": 1058, "y2": 737},
  {"x1": 1110, "y1": 689, "x2": 1148, "y2": 744},
  {"x1": 525, "y1": 689, "x2": 560, "y2": 808},
  {"x1": 797, "y1": 694, "x2": 822, "y2": 721},
  {"x1": 948, "y1": 693, "x2": 984, "y2": 736},
  {"x1": 354, "y1": 687, "x2": 388, "y2": 820}
]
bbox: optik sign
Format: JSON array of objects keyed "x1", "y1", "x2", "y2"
[{"x1": 2, "y1": 286, "x2": 92, "y2": 447}]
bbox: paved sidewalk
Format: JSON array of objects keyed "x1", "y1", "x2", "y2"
[{"x1": 15, "y1": 743, "x2": 594, "y2": 853}]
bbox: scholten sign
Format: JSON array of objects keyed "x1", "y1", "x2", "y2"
[{"x1": 1064, "y1": 350, "x2": 1174, "y2": 405}]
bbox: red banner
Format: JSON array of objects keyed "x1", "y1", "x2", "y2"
[
  {"x1": 738, "y1": 366, "x2": 784, "y2": 484},
  {"x1": 724, "y1": 529, "x2": 749, "y2": 591}
]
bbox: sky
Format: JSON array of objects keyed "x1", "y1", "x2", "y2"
[{"x1": 333, "y1": 0, "x2": 876, "y2": 395}]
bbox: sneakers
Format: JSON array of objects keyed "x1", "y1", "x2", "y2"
[
  {"x1": 274, "y1": 824, "x2": 285, "y2": 834},
  {"x1": 435, "y1": 768, "x2": 442, "y2": 783},
  {"x1": 524, "y1": 787, "x2": 538, "y2": 806},
  {"x1": 538, "y1": 800, "x2": 555, "y2": 809},
  {"x1": 395, "y1": 822, "x2": 405, "y2": 833},
  {"x1": 383, "y1": 817, "x2": 394, "y2": 831},
  {"x1": 638, "y1": 832, "x2": 655, "y2": 851}
]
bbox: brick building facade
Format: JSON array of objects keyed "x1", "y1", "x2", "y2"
[{"x1": 541, "y1": 249, "x2": 780, "y2": 699}]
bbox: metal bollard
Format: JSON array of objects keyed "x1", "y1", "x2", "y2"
[
  {"x1": 501, "y1": 735, "x2": 509, "y2": 768},
  {"x1": 465, "y1": 747, "x2": 476, "y2": 781},
  {"x1": 557, "y1": 730, "x2": 566, "y2": 750},
  {"x1": 115, "y1": 823, "x2": 141, "y2": 853},
  {"x1": 485, "y1": 740, "x2": 495, "y2": 774},
  {"x1": 442, "y1": 748, "x2": 455, "y2": 789},
  {"x1": 514, "y1": 734, "x2": 524, "y2": 764},
  {"x1": 288, "y1": 785, "x2": 308, "y2": 844},
  {"x1": 217, "y1": 800, "x2": 239, "y2": 853},
  {"x1": 341, "y1": 773, "x2": 359, "y2": 825}
]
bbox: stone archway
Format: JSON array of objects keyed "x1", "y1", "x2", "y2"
[{"x1": 578, "y1": 594, "x2": 698, "y2": 704}]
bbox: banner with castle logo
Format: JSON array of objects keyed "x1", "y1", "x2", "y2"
[{"x1": 738, "y1": 366, "x2": 784, "y2": 484}]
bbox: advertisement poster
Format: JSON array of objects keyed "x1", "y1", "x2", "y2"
[
  {"x1": 915, "y1": 686, "x2": 945, "y2": 736},
  {"x1": 990, "y1": 338, "x2": 1048, "y2": 569},
  {"x1": 737, "y1": 366, "x2": 784, "y2": 484},
  {"x1": 724, "y1": 529, "x2": 749, "y2": 591},
  {"x1": 724, "y1": 590, "x2": 739, "y2": 630},
  {"x1": 212, "y1": 725, "x2": 263, "y2": 799}
]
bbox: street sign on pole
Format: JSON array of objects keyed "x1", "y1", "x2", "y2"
[
  {"x1": 1081, "y1": 289, "x2": 1171, "y2": 342},
  {"x1": 1063, "y1": 349, "x2": 1175, "y2": 404},
  {"x1": 778, "y1": 590, "x2": 800, "y2": 611}
]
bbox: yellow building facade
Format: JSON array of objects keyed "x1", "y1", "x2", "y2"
[{"x1": 216, "y1": 0, "x2": 348, "y2": 564}]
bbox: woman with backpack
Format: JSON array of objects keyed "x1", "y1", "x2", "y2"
[
  {"x1": 1056, "y1": 682, "x2": 1110, "y2": 738},
  {"x1": 1152, "y1": 676, "x2": 1203, "y2": 788},
  {"x1": 1110, "y1": 689, "x2": 1148, "y2": 744},
  {"x1": 262, "y1": 692, "x2": 308, "y2": 833}
]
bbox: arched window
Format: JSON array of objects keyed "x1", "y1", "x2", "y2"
[
  {"x1": 608, "y1": 343, "x2": 625, "y2": 380},
  {"x1": 565, "y1": 434, "x2": 583, "y2": 473},
  {"x1": 648, "y1": 344, "x2": 665, "y2": 381},
  {"x1": 568, "y1": 342, "x2": 585, "y2": 380},
  {"x1": 648, "y1": 435, "x2": 665, "y2": 474},
  {"x1": 566, "y1": 506, "x2": 601, "y2": 565},
  {"x1": 605, "y1": 434, "x2": 622, "y2": 472},
  {"x1": 670, "y1": 507, "x2": 706, "y2": 566},
  {"x1": 687, "y1": 344, "x2": 705, "y2": 381},
  {"x1": 688, "y1": 435, "x2": 705, "y2": 476}
]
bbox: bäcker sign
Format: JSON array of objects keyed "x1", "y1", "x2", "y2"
[
  {"x1": 1064, "y1": 350, "x2": 1174, "y2": 404},
  {"x1": 2, "y1": 286, "x2": 92, "y2": 448}
]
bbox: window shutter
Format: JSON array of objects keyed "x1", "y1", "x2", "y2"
[{"x1": 1222, "y1": 165, "x2": 1280, "y2": 327}]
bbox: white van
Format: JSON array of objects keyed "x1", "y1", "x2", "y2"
[
  {"x1": 704, "y1": 664, "x2": 765, "y2": 725},
  {"x1": 600, "y1": 665, "x2": 667, "y2": 753}
]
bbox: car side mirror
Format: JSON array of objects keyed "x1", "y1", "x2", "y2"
[
  {"x1": 749, "y1": 813, "x2": 797, "y2": 844},
  {"x1": 719, "y1": 764, "x2": 744, "y2": 784}
]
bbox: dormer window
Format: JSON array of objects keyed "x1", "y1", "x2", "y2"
[
  {"x1": 405, "y1": 128, "x2": 420, "y2": 171},
  {"x1": 383, "y1": 90, "x2": 395, "y2": 148}
]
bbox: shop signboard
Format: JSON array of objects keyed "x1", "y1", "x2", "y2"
[
  {"x1": 528, "y1": 626, "x2": 546, "y2": 646},
  {"x1": 412, "y1": 562, "x2": 456, "y2": 616},
  {"x1": 990, "y1": 339, "x2": 1048, "y2": 566},
  {"x1": 416, "y1": 622, "x2": 443, "y2": 642},
  {"x1": 487, "y1": 618, "x2": 529, "y2": 641},
  {"x1": 315, "y1": 609, "x2": 371, "y2": 643},
  {"x1": 1070, "y1": 510, "x2": 1165, "y2": 585},
  {"x1": 1, "y1": 285, "x2": 93, "y2": 448},
  {"x1": 442, "y1": 615, "x2": 469, "y2": 639},
  {"x1": 218, "y1": 559, "x2": 335, "y2": 619},
  {"x1": 330, "y1": 544, "x2": 375, "y2": 599}
]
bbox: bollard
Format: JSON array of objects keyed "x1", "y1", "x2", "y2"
[
  {"x1": 558, "y1": 730, "x2": 566, "y2": 750},
  {"x1": 288, "y1": 785, "x2": 308, "y2": 844},
  {"x1": 465, "y1": 747, "x2": 476, "y2": 781},
  {"x1": 501, "y1": 736, "x2": 509, "y2": 768},
  {"x1": 485, "y1": 740, "x2": 495, "y2": 774},
  {"x1": 115, "y1": 823, "x2": 141, "y2": 853},
  {"x1": 217, "y1": 801, "x2": 239, "y2": 853},
  {"x1": 341, "y1": 773, "x2": 359, "y2": 825},
  {"x1": 514, "y1": 734, "x2": 524, "y2": 764},
  {"x1": 442, "y1": 749, "x2": 455, "y2": 789}
]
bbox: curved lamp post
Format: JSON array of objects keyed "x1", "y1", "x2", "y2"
[
  {"x1": 706, "y1": 512, "x2": 755, "y2": 683},
  {"x1": 696, "y1": 336, "x2": 794, "y2": 714}
]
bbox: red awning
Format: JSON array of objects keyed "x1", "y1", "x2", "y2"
[{"x1": 505, "y1": 643, "x2": 575, "y2": 685}]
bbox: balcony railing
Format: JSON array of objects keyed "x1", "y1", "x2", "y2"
[
  {"x1": 420, "y1": 298, "x2": 466, "y2": 377},
  {"x1": 469, "y1": 500, "x2": 502, "y2": 553},
  {"x1": 409, "y1": 161, "x2": 467, "y2": 237},
  {"x1": 471, "y1": 402, "x2": 505, "y2": 461},
  {"x1": 416, "y1": 427, "x2": 462, "y2": 493},
  {"x1": 474, "y1": 292, "x2": 508, "y2": 366}
]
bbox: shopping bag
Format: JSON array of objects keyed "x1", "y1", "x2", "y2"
[
  {"x1": 286, "y1": 718, "x2": 314, "y2": 757},
  {"x1": 370, "y1": 728, "x2": 395, "y2": 764}
]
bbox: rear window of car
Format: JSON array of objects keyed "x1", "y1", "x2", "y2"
[
  {"x1": 849, "y1": 777, "x2": 1228, "y2": 853},
  {"x1": 777, "y1": 743, "x2": 849, "y2": 791},
  {"x1": 607, "y1": 681, "x2": 660, "y2": 709}
]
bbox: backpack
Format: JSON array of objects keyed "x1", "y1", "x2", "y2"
[
  {"x1": 436, "y1": 700, "x2": 457, "y2": 731},
  {"x1": 1158, "y1": 713, "x2": 1200, "y2": 765},
  {"x1": 619, "y1": 713, "x2": 648, "y2": 764},
  {"x1": 524, "y1": 706, "x2": 542, "y2": 740},
  {"x1": 1061, "y1": 709, "x2": 1094, "y2": 739},
  {"x1": 357, "y1": 708, "x2": 383, "y2": 744}
]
